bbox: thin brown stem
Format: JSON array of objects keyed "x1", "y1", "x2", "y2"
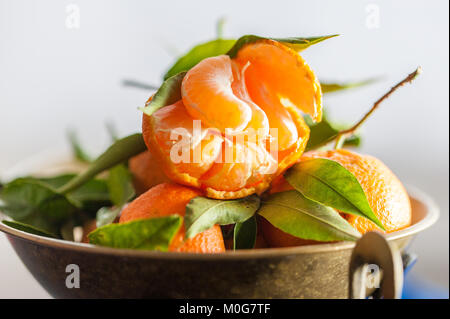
[{"x1": 313, "y1": 67, "x2": 422, "y2": 150}]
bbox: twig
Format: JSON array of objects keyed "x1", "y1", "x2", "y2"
[
  {"x1": 314, "y1": 67, "x2": 422, "y2": 150},
  {"x1": 121, "y1": 79, "x2": 158, "y2": 91}
]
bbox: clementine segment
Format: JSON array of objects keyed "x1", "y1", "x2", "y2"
[
  {"x1": 181, "y1": 55, "x2": 253, "y2": 133},
  {"x1": 245, "y1": 84, "x2": 299, "y2": 151},
  {"x1": 199, "y1": 140, "x2": 278, "y2": 197},
  {"x1": 119, "y1": 183, "x2": 225, "y2": 253},
  {"x1": 231, "y1": 62, "x2": 270, "y2": 137},
  {"x1": 144, "y1": 100, "x2": 223, "y2": 183}
]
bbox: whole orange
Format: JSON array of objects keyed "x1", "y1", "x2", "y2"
[
  {"x1": 129, "y1": 151, "x2": 169, "y2": 195},
  {"x1": 262, "y1": 149, "x2": 412, "y2": 247},
  {"x1": 120, "y1": 183, "x2": 225, "y2": 253}
]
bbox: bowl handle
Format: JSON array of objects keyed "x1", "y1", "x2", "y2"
[{"x1": 349, "y1": 231, "x2": 404, "y2": 299}]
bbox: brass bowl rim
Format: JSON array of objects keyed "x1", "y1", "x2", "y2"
[{"x1": 0, "y1": 186, "x2": 439, "y2": 260}]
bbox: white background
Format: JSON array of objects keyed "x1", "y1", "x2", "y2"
[{"x1": 0, "y1": 0, "x2": 448, "y2": 298}]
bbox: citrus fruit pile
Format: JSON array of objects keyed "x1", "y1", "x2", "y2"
[
  {"x1": 122, "y1": 36, "x2": 412, "y2": 253},
  {"x1": 0, "y1": 33, "x2": 416, "y2": 255}
]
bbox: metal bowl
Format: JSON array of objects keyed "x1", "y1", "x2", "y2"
[{"x1": 0, "y1": 187, "x2": 438, "y2": 299}]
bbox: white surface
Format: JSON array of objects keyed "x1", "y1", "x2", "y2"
[{"x1": 0, "y1": 0, "x2": 448, "y2": 298}]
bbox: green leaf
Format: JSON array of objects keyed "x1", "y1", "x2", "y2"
[
  {"x1": 57, "y1": 133, "x2": 146, "y2": 194},
  {"x1": 0, "y1": 178, "x2": 75, "y2": 220},
  {"x1": 227, "y1": 34, "x2": 338, "y2": 58},
  {"x1": 68, "y1": 179, "x2": 111, "y2": 212},
  {"x1": 19, "y1": 213, "x2": 62, "y2": 237},
  {"x1": 40, "y1": 175, "x2": 109, "y2": 200},
  {"x1": 321, "y1": 78, "x2": 378, "y2": 94},
  {"x1": 306, "y1": 118, "x2": 339, "y2": 151},
  {"x1": 0, "y1": 133, "x2": 142, "y2": 238},
  {"x1": 0, "y1": 178, "x2": 77, "y2": 236},
  {"x1": 96, "y1": 206, "x2": 121, "y2": 228},
  {"x1": 2, "y1": 220, "x2": 57, "y2": 238},
  {"x1": 258, "y1": 191, "x2": 361, "y2": 242},
  {"x1": 140, "y1": 72, "x2": 186, "y2": 116},
  {"x1": 107, "y1": 164, "x2": 135, "y2": 206},
  {"x1": 38, "y1": 174, "x2": 111, "y2": 214},
  {"x1": 88, "y1": 216, "x2": 183, "y2": 251},
  {"x1": 233, "y1": 215, "x2": 257, "y2": 250},
  {"x1": 284, "y1": 159, "x2": 385, "y2": 230},
  {"x1": 95, "y1": 163, "x2": 134, "y2": 228},
  {"x1": 67, "y1": 130, "x2": 92, "y2": 163},
  {"x1": 0, "y1": 178, "x2": 55, "y2": 220},
  {"x1": 163, "y1": 39, "x2": 236, "y2": 80},
  {"x1": 305, "y1": 117, "x2": 361, "y2": 151},
  {"x1": 0, "y1": 132, "x2": 139, "y2": 238},
  {"x1": 185, "y1": 195, "x2": 260, "y2": 239},
  {"x1": 163, "y1": 34, "x2": 336, "y2": 80},
  {"x1": 36, "y1": 174, "x2": 75, "y2": 188}
]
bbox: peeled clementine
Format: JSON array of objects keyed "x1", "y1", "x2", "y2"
[{"x1": 142, "y1": 39, "x2": 322, "y2": 199}]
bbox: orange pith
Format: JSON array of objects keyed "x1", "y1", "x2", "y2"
[
  {"x1": 142, "y1": 40, "x2": 322, "y2": 199},
  {"x1": 263, "y1": 149, "x2": 412, "y2": 247},
  {"x1": 119, "y1": 183, "x2": 225, "y2": 253}
]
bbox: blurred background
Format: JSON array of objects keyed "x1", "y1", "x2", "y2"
[{"x1": 0, "y1": 0, "x2": 448, "y2": 298}]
